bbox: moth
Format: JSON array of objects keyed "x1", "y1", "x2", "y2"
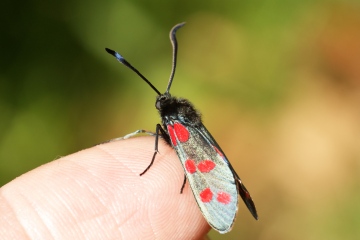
[{"x1": 105, "y1": 22, "x2": 258, "y2": 234}]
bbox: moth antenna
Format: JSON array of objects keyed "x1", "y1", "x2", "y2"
[
  {"x1": 105, "y1": 48, "x2": 162, "y2": 96},
  {"x1": 165, "y1": 22, "x2": 186, "y2": 94}
]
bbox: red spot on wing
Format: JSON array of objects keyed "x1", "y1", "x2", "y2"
[
  {"x1": 167, "y1": 125, "x2": 177, "y2": 146},
  {"x1": 197, "y1": 160, "x2": 215, "y2": 173},
  {"x1": 200, "y1": 188, "x2": 213, "y2": 203},
  {"x1": 185, "y1": 159, "x2": 196, "y2": 174},
  {"x1": 173, "y1": 122, "x2": 189, "y2": 142},
  {"x1": 217, "y1": 192, "x2": 231, "y2": 204},
  {"x1": 213, "y1": 146, "x2": 224, "y2": 157}
]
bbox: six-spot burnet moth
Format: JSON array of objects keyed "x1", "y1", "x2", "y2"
[{"x1": 105, "y1": 22, "x2": 258, "y2": 234}]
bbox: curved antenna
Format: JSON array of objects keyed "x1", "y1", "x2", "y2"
[
  {"x1": 105, "y1": 48, "x2": 162, "y2": 96},
  {"x1": 165, "y1": 22, "x2": 186, "y2": 94}
]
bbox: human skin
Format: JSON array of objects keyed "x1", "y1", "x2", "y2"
[{"x1": 0, "y1": 137, "x2": 210, "y2": 239}]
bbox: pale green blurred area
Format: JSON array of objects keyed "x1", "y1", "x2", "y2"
[{"x1": 1, "y1": 0, "x2": 360, "y2": 239}]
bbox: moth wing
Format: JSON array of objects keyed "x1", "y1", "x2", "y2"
[
  {"x1": 168, "y1": 122, "x2": 239, "y2": 233},
  {"x1": 196, "y1": 124, "x2": 258, "y2": 220}
]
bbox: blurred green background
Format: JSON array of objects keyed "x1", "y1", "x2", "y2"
[{"x1": 1, "y1": 0, "x2": 360, "y2": 239}]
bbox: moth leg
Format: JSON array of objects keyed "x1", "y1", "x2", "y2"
[
  {"x1": 122, "y1": 129, "x2": 156, "y2": 139},
  {"x1": 110, "y1": 129, "x2": 156, "y2": 142},
  {"x1": 180, "y1": 174, "x2": 187, "y2": 194},
  {"x1": 96, "y1": 129, "x2": 156, "y2": 145},
  {"x1": 140, "y1": 124, "x2": 167, "y2": 176}
]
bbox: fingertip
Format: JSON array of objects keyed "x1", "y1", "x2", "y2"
[{"x1": 1, "y1": 136, "x2": 210, "y2": 239}]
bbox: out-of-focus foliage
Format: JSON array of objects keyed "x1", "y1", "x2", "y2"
[{"x1": 1, "y1": 0, "x2": 360, "y2": 239}]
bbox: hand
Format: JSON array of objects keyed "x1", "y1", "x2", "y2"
[{"x1": 0, "y1": 136, "x2": 210, "y2": 239}]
